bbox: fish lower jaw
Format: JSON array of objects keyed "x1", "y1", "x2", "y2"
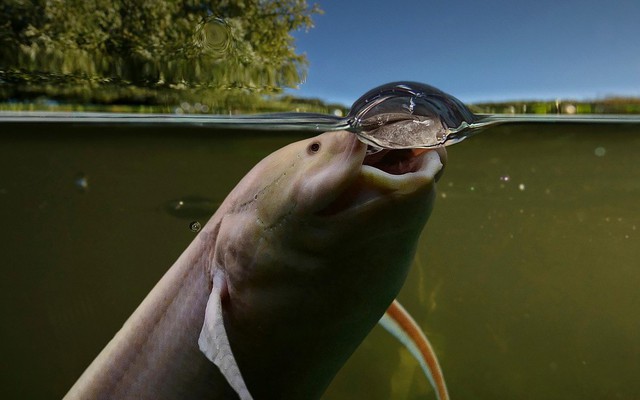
[
  {"x1": 360, "y1": 150, "x2": 442, "y2": 193},
  {"x1": 315, "y1": 150, "x2": 442, "y2": 217}
]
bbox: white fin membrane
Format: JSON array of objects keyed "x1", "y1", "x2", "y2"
[{"x1": 199, "y1": 272, "x2": 254, "y2": 400}]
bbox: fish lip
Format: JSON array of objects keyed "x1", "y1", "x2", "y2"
[{"x1": 316, "y1": 148, "x2": 444, "y2": 217}]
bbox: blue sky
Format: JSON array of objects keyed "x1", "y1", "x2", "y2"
[{"x1": 288, "y1": 0, "x2": 640, "y2": 106}]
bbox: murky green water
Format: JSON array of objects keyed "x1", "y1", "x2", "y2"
[
  {"x1": 1, "y1": 121, "x2": 639, "y2": 399},
  {"x1": 329, "y1": 123, "x2": 640, "y2": 399}
]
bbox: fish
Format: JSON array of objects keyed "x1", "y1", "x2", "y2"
[{"x1": 63, "y1": 130, "x2": 447, "y2": 400}]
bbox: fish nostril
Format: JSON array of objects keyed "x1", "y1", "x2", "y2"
[{"x1": 308, "y1": 142, "x2": 321, "y2": 154}]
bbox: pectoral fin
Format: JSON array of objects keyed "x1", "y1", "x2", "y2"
[
  {"x1": 199, "y1": 272, "x2": 254, "y2": 400},
  {"x1": 379, "y1": 299, "x2": 449, "y2": 400}
]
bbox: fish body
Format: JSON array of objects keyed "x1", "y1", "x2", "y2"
[{"x1": 64, "y1": 130, "x2": 445, "y2": 399}]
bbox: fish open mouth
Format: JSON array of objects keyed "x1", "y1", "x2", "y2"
[
  {"x1": 318, "y1": 146, "x2": 444, "y2": 216},
  {"x1": 363, "y1": 147, "x2": 431, "y2": 175}
]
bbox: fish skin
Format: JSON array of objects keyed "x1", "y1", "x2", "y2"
[{"x1": 64, "y1": 130, "x2": 444, "y2": 400}]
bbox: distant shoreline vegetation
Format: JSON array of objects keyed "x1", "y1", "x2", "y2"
[{"x1": 470, "y1": 98, "x2": 640, "y2": 115}]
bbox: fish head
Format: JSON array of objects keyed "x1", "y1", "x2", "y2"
[
  {"x1": 247, "y1": 130, "x2": 368, "y2": 226},
  {"x1": 204, "y1": 129, "x2": 447, "y2": 398},
  {"x1": 231, "y1": 129, "x2": 447, "y2": 227},
  {"x1": 213, "y1": 128, "x2": 447, "y2": 314}
]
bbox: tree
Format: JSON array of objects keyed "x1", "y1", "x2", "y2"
[{"x1": 0, "y1": 0, "x2": 322, "y2": 109}]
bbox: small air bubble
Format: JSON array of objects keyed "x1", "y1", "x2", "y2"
[
  {"x1": 499, "y1": 175, "x2": 510, "y2": 182},
  {"x1": 75, "y1": 173, "x2": 89, "y2": 192},
  {"x1": 189, "y1": 221, "x2": 202, "y2": 232}
]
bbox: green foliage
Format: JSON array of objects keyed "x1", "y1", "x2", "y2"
[
  {"x1": 471, "y1": 98, "x2": 640, "y2": 115},
  {"x1": 0, "y1": 0, "x2": 323, "y2": 110}
]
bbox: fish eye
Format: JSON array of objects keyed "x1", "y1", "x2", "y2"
[{"x1": 308, "y1": 142, "x2": 321, "y2": 154}]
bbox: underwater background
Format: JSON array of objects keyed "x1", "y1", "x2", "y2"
[{"x1": 1, "y1": 0, "x2": 639, "y2": 398}]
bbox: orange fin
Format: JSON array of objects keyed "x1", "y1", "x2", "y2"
[{"x1": 379, "y1": 299, "x2": 449, "y2": 400}]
